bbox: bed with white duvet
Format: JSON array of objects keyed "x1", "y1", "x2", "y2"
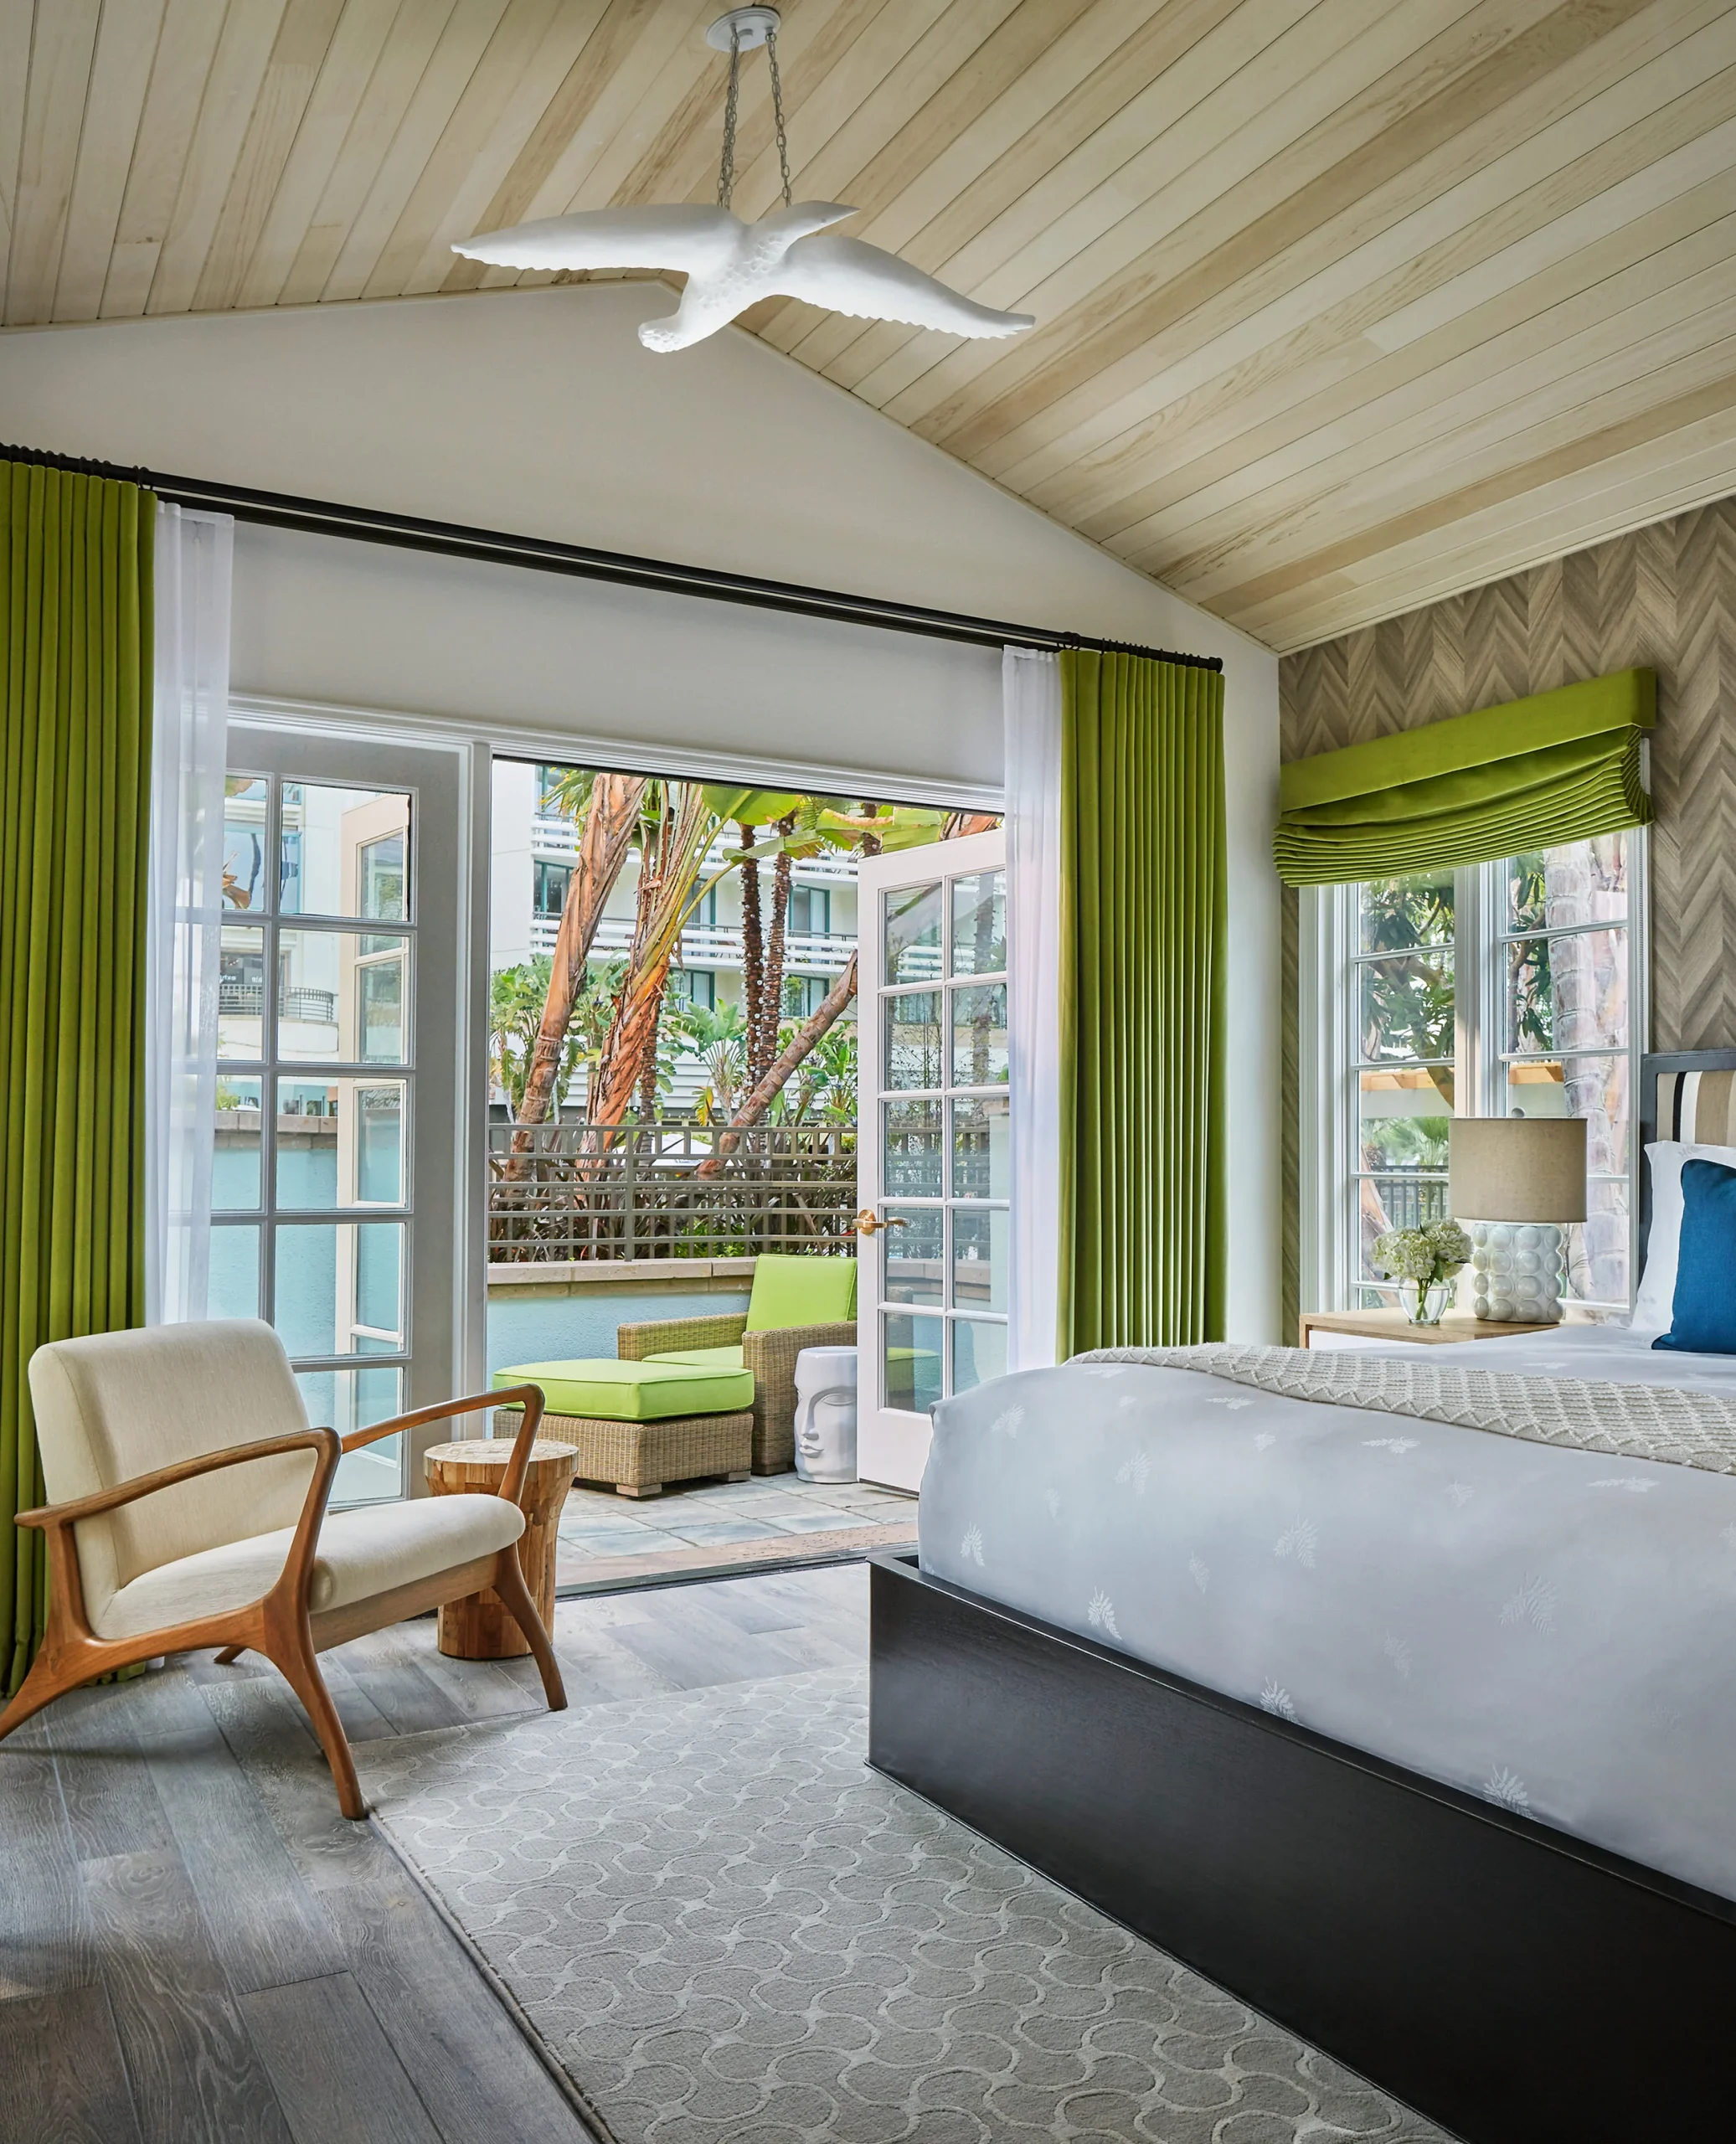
[{"x1": 918, "y1": 1322, "x2": 1736, "y2": 1902}]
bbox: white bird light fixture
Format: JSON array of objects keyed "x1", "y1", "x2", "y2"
[{"x1": 452, "y1": 8, "x2": 1035, "y2": 354}]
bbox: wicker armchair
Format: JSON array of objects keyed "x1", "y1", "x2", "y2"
[{"x1": 618, "y1": 1312, "x2": 858, "y2": 1475}]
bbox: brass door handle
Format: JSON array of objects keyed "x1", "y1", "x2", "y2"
[{"x1": 855, "y1": 1209, "x2": 908, "y2": 1237}]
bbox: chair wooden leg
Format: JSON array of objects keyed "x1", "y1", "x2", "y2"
[
  {"x1": 265, "y1": 1616, "x2": 365, "y2": 1820},
  {"x1": 0, "y1": 1646, "x2": 74, "y2": 1744},
  {"x1": 490, "y1": 1549, "x2": 567, "y2": 1714},
  {"x1": 214, "y1": 1644, "x2": 246, "y2": 1666}
]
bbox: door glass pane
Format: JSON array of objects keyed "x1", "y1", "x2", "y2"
[
  {"x1": 281, "y1": 785, "x2": 411, "y2": 919},
  {"x1": 273, "y1": 1221, "x2": 404, "y2": 1356},
  {"x1": 207, "y1": 1224, "x2": 260, "y2": 1319},
  {"x1": 1569, "y1": 1177, "x2": 1630, "y2": 1309},
  {"x1": 1357, "y1": 1068, "x2": 1451, "y2": 1172},
  {"x1": 299, "y1": 1366, "x2": 404, "y2": 1506},
  {"x1": 1507, "y1": 931, "x2": 1626, "y2": 1054},
  {"x1": 952, "y1": 1207, "x2": 1007, "y2": 1312},
  {"x1": 1359, "y1": 872, "x2": 1454, "y2": 952},
  {"x1": 885, "y1": 991, "x2": 942, "y2": 1089},
  {"x1": 951, "y1": 982, "x2": 1008, "y2": 1088},
  {"x1": 883, "y1": 1312, "x2": 943, "y2": 1414},
  {"x1": 213, "y1": 1078, "x2": 263, "y2": 1208},
  {"x1": 276, "y1": 930, "x2": 410, "y2": 1063},
  {"x1": 883, "y1": 1207, "x2": 942, "y2": 1304},
  {"x1": 883, "y1": 1100, "x2": 942, "y2": 1196},
  {"x1": 219, "y1": 926, "x2": 266, "y2": 1058},
  {"x1": 951, "y1": 1095, "x2": 1010, "y2": 1198},
  {"x1": 950, "y1": 870, "x2": 1006, "y2": 976},
  {"x1": 276, "y1": 1080, "x2": 407, "y2": 1208},
  {"x1": 951, "y1": 1319, "x2": 1007, "y2": 1395},
  {"x1": 222, "y1": 778, "x2": 270, "y2": 911},
  {"x1": 884, "y1": 884, "x2": 942, "y2": 984}
]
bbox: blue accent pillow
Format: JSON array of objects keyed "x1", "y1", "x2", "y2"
[{"x1": 1654, "y1": 1158, "x2": 1736, "y2": 1354}]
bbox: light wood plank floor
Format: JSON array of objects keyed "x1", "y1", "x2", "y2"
[{"x1": 0, "y1": 1563, "x2": 869, "y2": 2144}]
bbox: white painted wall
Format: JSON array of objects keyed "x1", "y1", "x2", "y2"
[{"x1": 0, "y1": 284, "x2": 1282, "y2": 1340}]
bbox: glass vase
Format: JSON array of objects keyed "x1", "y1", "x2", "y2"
[{"x1": 1399, "y1": 1280, "x2": 1450, "y2": 1327}]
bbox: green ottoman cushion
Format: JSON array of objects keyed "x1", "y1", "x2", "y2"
[
  {"x1": 646, "y1": 1345, "x2": 746, "y2": 1373},
  {"x1": 494, "y1": 1357, "x2": 755, "y2": 1422}
]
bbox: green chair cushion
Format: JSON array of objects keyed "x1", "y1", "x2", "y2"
[
  {"x1": 646, "y1": 1345, "x2": 746, "y2": 1373},
  {"x1": 493, "y1": 1357, "x2": 755, "y2": 1422},
  {"x1": 744, "y1": 1252, "x2": 858, "y2": 1332}
]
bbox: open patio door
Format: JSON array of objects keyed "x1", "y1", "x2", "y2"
[{"x1": 856, "y1": 830, "x2": 1007, "y2": 1492}]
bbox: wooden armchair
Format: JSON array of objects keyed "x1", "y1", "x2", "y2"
[{"x1": 0, "y1": 1320, "x2": 564, "y2": 1819}]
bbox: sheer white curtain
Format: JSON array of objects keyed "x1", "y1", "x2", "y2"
[
  {"x1": 146, "y1": 505, "x2": 234, "y2": 1325},
  {"x1": 1004, "y1": 646, "x2": 1064, "y2": 1371}
]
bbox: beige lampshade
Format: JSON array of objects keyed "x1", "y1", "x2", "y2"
[{"x1": 1449, "y1": 1116, "x2": 1587, "y2": 1223}]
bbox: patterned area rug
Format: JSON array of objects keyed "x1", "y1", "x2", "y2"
[{"x1": 361, "y1": 1669, "x2": 1451, "y2": 2144}]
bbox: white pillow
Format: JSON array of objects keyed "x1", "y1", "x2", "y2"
[{"x1": 1632, "y1": 1141, "x2": 1736, "y2": 1331}]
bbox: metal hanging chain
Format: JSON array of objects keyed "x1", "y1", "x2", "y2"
[
  {"x1": 716, "y1": 24, "x2": 742, "y2": 210},
  {"x1": 766, "y1": 25, "x2": 793, "y2": 208}
]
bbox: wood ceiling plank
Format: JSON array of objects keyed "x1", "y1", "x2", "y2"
[
  {"x1": 1025, "y1": 53, "x2": 1736, "y2": 533},
  {"x1": 1247, "y1": 420, "x2": 1736, "y2": 647},
  {"x1": 0, "y1": 0, "x2": 39, "y2": 302},
  {"x1": 1096, "y1": 170, "x2": 1736, "y2": 564},
  {"x1": 322, "y1": 0, "x2": 513, "y2": 303},
  {"x1": 763, "y1": 0, "x2": 1326, "y2": 375},
  {"x1": 899, "y1": 0, "x2": 1658, "y2": 455},
  {"x1": 100, "y1": 0, "x2": 229, "y2": 318},
  {"x1": 440, "y1": 0, "x2": 677, "y2": 292},
  {"x1": 547, "y1": 2, "x2": 737, "y2": 220},
  {"x1": 229, "y1": 0, "x2": 404, "y2": 310},
  {"x1": 1206, "y1": 360, "x2": 1736, "y2": 625},
  {"x1": 277, "y1": 0, "x2": 460, "y2": 305},
  {"x1": 363, "y1": 0, "x2": 569, "y2": 296},
  {"x1": 853, "y1": 0, "x2": 1531, "y2": 425},
  {"x1": 147, "y1": 0, "x2": 291, "y2": 316},
  {"x1": 6, "y1": 0, "x2": 102, "y2": 327},
  {"x1": 1141, "y1": 266, "x2": 1736, "y2": 588},
  {"x1": 190, "y1": 0, "x2": 348, "y2": 314},
  {"x1": 49, "y1": 0, "x2": 168, "y2": 323}
]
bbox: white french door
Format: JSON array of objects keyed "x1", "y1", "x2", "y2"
[
  {"x1": 214, "y1": 724, "x2": 468, "y2": 1502},
  {"x1": 856, "y1": 830, "x2": 1008, "y2": 1492}
]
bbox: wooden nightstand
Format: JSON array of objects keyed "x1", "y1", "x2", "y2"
[{"x1": 1298, "y1": 1309, "x2": 1543, "y2": 1349}]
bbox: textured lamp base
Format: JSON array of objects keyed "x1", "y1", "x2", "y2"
[{"x1": 1467, "y1": 1220, "x2": 1565, "y2": 1323}]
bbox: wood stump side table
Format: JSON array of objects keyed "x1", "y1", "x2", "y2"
[{"x1": 425, "y1": 1439, "x2": 577, "y2": 1660}]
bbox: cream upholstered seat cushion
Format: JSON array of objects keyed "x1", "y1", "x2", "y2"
[
  {"x1": 91, "y1": 1492, "x2": 525, "y2": 1644},
  {"x1": 29, "y1": 1320, "x2": 323, "y2": 1633}
]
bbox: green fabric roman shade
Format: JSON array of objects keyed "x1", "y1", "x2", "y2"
[
  {"x1": 1058, "y1": 649, "x2": 1227, "y2": 1354},
  {"x1": 1274, "y1": 668, "x2": 1655, "y2": 886},
  {"x1": 2, "y1": 460, "x2": 154, "y2": 1695}
]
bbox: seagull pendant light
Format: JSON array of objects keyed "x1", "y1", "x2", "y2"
[{"x1": 452, "y1": 8, "x2": 1035, "y2": 353}]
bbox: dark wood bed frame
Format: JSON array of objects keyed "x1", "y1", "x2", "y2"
[{"x1": 867, "y1": 1049, "x2": 1736, "y2": 2144}]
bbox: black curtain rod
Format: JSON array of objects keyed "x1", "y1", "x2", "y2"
[{"x1": 1, "y1": 441, "x2": 1223, "y2": 673}]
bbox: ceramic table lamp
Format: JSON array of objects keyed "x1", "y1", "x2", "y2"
[{"x1": 1448, "y1": 1116, "x2": 1588, "y2": 1323}]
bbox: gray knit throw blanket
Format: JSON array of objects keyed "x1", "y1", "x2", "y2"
[{"x1": 1073, "y1": 1343, "x2": 1736, "y2": 1480}]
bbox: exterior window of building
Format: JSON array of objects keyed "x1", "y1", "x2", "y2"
[
  {"x1": 783, "y1": 975, "x2": 830, "y2": 1019},
  {"x1": 672, "y1": 968, "x2": 717, "y2": 1008},
  {"x1": 1305, "y1": 833, "x2": 1642, "y2": 1315},
  {"x1": 533, "y1": 858, "x2": 571, "y2": 918},
  {"x1": 360, "y1": 832, "x2": 406, "y2": 920},
  {"x1": 533, "y1": 765, "x2": 569, "y2": 814},
  {"x1": 788, "y1": 884, "x2": 831, "y2": 936}
]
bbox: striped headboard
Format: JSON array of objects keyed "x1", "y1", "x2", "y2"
[{"x1": 1638, "y1": 1049, "x2": 1736, "y2": 1265}]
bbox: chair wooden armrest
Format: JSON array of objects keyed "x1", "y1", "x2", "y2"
[
  {"x1": 15, "y1": 1426, "x2": 342, "y2": 1532},
  {"x1": 343, "y1": 1385, "x2": 545, "y2": 1503},
  {"x1": 616, "y1": 1313, "x2": 750, "y2": 1361}
]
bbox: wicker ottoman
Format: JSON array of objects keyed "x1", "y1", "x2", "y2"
[{"x1": 492, "y1": 1405, "x2": 752, "y2": 1497}]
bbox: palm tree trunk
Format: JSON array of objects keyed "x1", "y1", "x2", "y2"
[
  {"x1": 758, "y1": 812, "x2": 796, "y2": 1086},
  {"x1": 695, "y1": 953, "x2": 857, "y2": 1178},
  {"x1": 737, "y1": 819, "x2": 765, "y2": 1083},
  {"x1": 511, "y1": 773, "x2": 645, "y2": 1148}
]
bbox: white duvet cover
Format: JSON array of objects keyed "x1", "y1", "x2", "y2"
[{"x1": 918, "y1": 1325, "x2": 1736, "y2": 1900}]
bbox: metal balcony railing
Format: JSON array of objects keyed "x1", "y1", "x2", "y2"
[
  {"x1": 527, "y1": 915, "x2": 855, "y2": 973},
  {"x1": 487, "y1": 1116, "x2": 858, "y2": 1262}
]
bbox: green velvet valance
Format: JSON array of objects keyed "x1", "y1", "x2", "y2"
[{"x1": 1274, "y1": 668, "x2": 1655, "y2": 886}]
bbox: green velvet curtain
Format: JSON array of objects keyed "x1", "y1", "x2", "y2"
[
  {"x1": 2, "y1": 461, "x2": 154, "y2": 1696},
  {"x1": 1057, "y1": 649, "x2": 1227, "y2": 1355},
  {"x1": 1274, "y1": 668, "x2": 1655, "y2": 885}
]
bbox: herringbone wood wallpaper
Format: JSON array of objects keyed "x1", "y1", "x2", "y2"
[{"x1": 1276, "y1": 492, "x2": 1736, "y2": 1333}]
